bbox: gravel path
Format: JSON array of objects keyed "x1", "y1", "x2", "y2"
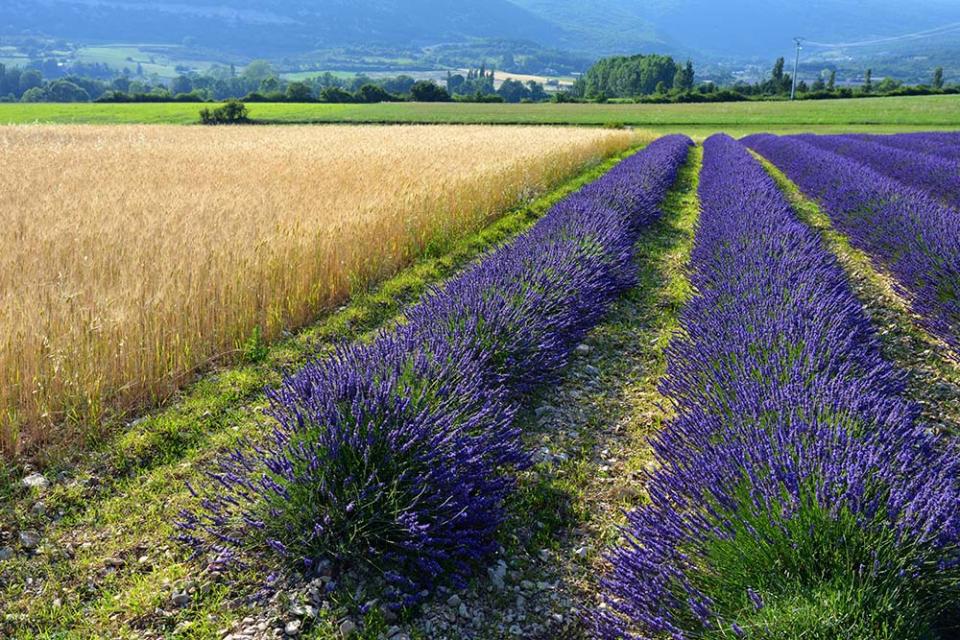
[{"x1": 402, "y1": 145, "x2": 703, "y2": 640}]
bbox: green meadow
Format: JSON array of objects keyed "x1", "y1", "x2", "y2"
[{"x1": 1, "y1": 94, "x2": 957, "y2": 135}]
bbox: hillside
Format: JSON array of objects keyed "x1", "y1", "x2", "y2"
[
  {"x1": 3, "y1": 0, "x2": 959, "y2": 77},
  {"x1": 2, "y1": 0, "x2": 562, "y2": 55},
  {"x1": 512, "y1": 0, "x2": 960, "y2": 57}
]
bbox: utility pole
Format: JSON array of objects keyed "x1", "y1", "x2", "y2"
[{"x1": 791, "y1": 37, "x2": 803, "y2": 100}]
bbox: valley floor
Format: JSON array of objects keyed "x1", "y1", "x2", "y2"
[{"x1": 1, "y1": 94, "x2": 958, "y2": 136}]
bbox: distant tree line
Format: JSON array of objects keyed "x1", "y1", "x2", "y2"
[
  {"x1": 443, "y1": 65, "x2": 550, "y2": 103},
  {"x1": 2, "y1": 56, "x2": 955, "y2": 105},
  {"x1": 0, "y1": 59, "x2": 556, "y2": 104},
  {"x1": 566, "y1": 55, "x2": 957, "y2": 104},
  {"x1": 572, "y1": 54, "x2": 695, "y2": 99},
  {"x1": 0, "y1": 63, "x2": 98, "y2": 102}
]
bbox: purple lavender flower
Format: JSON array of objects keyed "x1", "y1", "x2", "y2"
[
  {"x1": 178, "y1": 135, "x2": 694, "y2": 603},
  {"x1": 593, "y1": 134, "x2": 960, "y2": 640},
  {"x1": 744, "y1": 132, "x2": 960, "y2": 355},
  {"x1": 856, "y1": 131, "x2": 960, "y2": 163},
  {"x1": 791, "y1": 133, "x2": 960, "y2": 208}
]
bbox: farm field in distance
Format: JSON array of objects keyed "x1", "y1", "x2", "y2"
[
  {"x1": 0, "y1": 124, "x2": 637, "y2": 456},
  {"x1": 0, "y1": 94, "x2": 958, "y2": 135}
]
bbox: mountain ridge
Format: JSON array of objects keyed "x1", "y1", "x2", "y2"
[{"x1": 3, "y1": 0, "x2": 959, "y2": 73}]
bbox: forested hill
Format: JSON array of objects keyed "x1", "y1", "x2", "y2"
[
  {"x1": 2, "y1": 0, "x2": 563, "y2": 55},
  {"x1": 512, "y1": 0, "x2": 960, "y2": 57},
  {"x1": 4, "y1": 0, "x2": 960, "y2": 65}
]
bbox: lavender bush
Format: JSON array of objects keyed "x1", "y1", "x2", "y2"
[
  {"x1": 744, "y1": 133, "x2": 960, "y2": 355},
  {"x1": 594, "y1": 135, "x2": 960, "y2": 639},
  {"x1": 858, "y1": 131, "x2": 960, "y2": 162},
  {"x1": 792, "y1": 133, "x2": 960, "y2": 208},
  {"x1": 177, "y1": 135, "x2": 693, "y2": 603}
]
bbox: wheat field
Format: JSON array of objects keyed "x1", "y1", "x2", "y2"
[{"x1": 0, "y1": 124, "x2": 639, "y2": 455}]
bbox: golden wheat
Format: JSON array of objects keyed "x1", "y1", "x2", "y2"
[{"x1": 0, "y1": 124, "x2": 641, "y2": 455}]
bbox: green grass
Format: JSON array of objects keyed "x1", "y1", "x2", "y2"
[
  {"x1": 691, "y1": 486, "x2": 954, "y2": 640},
  {"x1": 521, "y1": 143, "x2": 702, "y2": 536},
  {"x1": 280, "y1": 70, "x2": 364, "y2": 81},
  {"x1": 0, "y1": 146, "x2": 641, "y2": 640},
  {"x1": 74, "y1": 45, "x2": 216, "y2": 79},
  {"x1": 1, "y1": 95, "x2": 957, "y2": 135}
]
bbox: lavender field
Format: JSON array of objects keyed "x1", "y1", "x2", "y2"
[{"x1": 4, "y1": 130, "x2": 960, "y2": 640}]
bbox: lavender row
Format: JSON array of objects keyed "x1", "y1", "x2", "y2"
[
  {"x1": 594, "y1": 134, "x2": 960, "y2": 639},
  {"x1": 176, "y1": 135, "x2": 693, "y2": 605},
  {"x1": 744, "y1": 133, "x2": 960, "y2": 355},
  {"x1": 856, "y1": 131, "x2": 960, "y2": 162},
  {"x1": 789, "y1": 133, "x2": 960, "y2": 208}
]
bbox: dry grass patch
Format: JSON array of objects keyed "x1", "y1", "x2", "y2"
[{"x1": 0, "y1": 124, "x2": 641, "y2": 455}]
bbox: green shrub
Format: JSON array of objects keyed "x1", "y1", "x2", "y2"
[{"x1": 199, "y1": 99, "x2": 249, "y2": 125}]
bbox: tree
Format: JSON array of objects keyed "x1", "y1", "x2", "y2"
[
  {"x1": 451, "y1": 67, "x2": 494, "y2": 96},
  {"x1": 348, "y1": 75, "x2": 373, "y2": 92},
  {"x1": 772, "y1": 57, "x2": 785, "y2": 83},
  {"x1": 655, "y1": 80, "x2": 667, "y2": 94},
  {"x1": 578, "y1": 54, "x2": 683, "y2": 98},
  {"x1": 933, "y1": 67, "x2": 944, "y2": 90},
  {"x1": 497, "y1": 78, "x2": 529, "y2": 103},
  {"x1": 673, "y1": 60, "x2": 695, "y2": 91},
  {"x1": 259, "y1": 76, "x2": 281, "y2": 94},
  {"x1": 18, "y1": 69, "x2": 43, "y2": 96},
  {"x1": 47, "y1": 80, "x2": 91, "y2": 102},
  {"x1": 318, "y1": 87, "x2": 354, "y2": 103},
  {"x1": 409, "y1": 81, "x2": 450, "y2": 102},
  {"x1": 285, "y1": 81, "x2": 313, "y2": 102},
  {"x1": 526, "y1": 81, "x2": 548, "y2": 102},
  {"x1": 314, "y1": 72, "x2": 340, "y2": 89},
  {"x1": 381, "y1": 75, "x2": 415, "y2": 95},
  {"x1": 41, "y1": 58, "x2": 61, "y2": 78},
  {"x1": 20, "y1": 87, "x2": 46, "y2": 102},
  {"x1": 671, "y1": 66, "x2": 684, "y2": 91},
  {"x1": 171, "y1": 75, "x2": 193, "y2": 95},
  {"x1": 446, "y1": 72, "x2": 463, "y2": 94},
  {"x1": 828, "y1": 70, "x2": 836, "y2": 91},
  {"x1": 864, "y1": 69, "x2": 873, "y2": 93},
  {"x1": 111, "y1": 76, "x2": 132, "y2": 93},
  {"x1": 354, "y1": 84, "x2": 394, "y2": 103},
  {"x1": 781, "y1": 72, "x2": 792, "y2": 94},
  {"x1": 763, "y1": 57, "x2": 792, "y2": 94},
  {"x1": 876, "y1": 77, "x2": 901, "y2": 93},
  {"x1": 243, "y1": 60, "x2": 275, "y2": 83}
]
